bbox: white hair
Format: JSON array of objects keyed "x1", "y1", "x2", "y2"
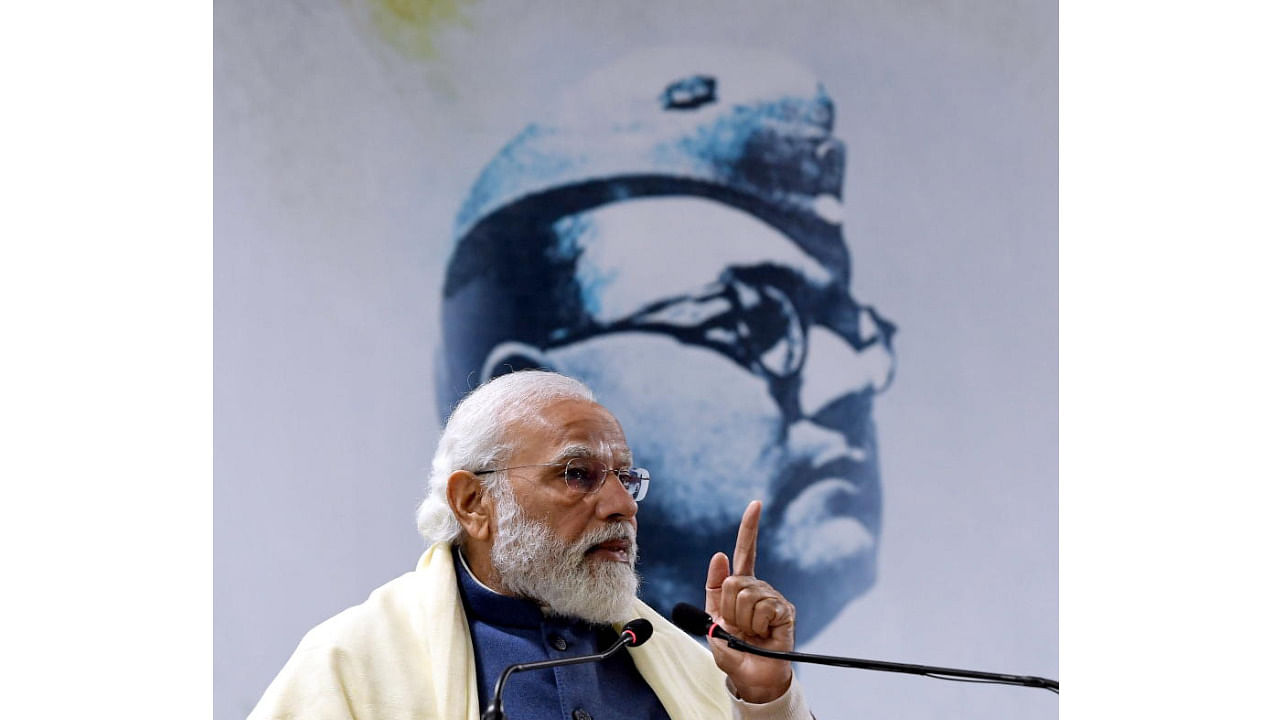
[
  {"x1": 488, "y1": 475, "x2": 638, "y2": 624},
  {"x1": 416, "y1": 370, "x2": 595, "y2": 545}
]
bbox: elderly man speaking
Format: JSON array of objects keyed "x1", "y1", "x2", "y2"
[{"x1": 251, "y1": 371, "x2": 812, "y2": 720}]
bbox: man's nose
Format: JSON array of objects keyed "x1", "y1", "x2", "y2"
[{"x1": 595, "y1": 471, "x2": 639, "y2": 521}]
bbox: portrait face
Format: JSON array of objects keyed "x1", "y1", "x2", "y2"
[
  {"x1": 435, "y1": 45, "x2": 897, "y2": 641},
  {"x1": 540, "y1": 196, "x2": 895, "y2": 641}
]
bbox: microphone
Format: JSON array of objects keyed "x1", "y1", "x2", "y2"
[
  {"x1": 671, "y1": 603, "x2": 1058, "y2": 693},
  {"x1": 481, "y1": 618, "x2": 654, "y2": 720}
]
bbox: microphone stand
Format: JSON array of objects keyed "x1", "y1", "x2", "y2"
[
  {"x1": 718, "y1": 634, "x2": 1059, "y2": 692},
  {"x1": 673, "y1": 603, "x2": 1057, "y2": 693},
  {"x1": 481, "y1": 623, "x2": 649, "y2": 720}
]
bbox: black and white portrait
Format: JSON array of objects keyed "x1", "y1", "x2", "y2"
[{"x1": 436, "y1": 48, "x2": 897, "y2": 642}]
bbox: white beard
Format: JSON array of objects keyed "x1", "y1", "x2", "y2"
[{"x1": 488, "y1": 480, "x2": 639, "y2": 625}]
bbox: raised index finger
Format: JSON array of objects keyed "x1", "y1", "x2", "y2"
[{"x1": 733, "y1": 500, "x2": 762, "y2": 576}]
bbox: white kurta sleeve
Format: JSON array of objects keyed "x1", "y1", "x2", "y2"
[{"x1": 727, "y1": 677, "x2": 814, "y2": 720}]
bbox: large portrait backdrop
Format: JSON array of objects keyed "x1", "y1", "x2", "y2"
[{"x1": 215, "y1": 2, "x2": 1057, "y2": 718}]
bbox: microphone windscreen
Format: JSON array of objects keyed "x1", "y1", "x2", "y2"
[
  {"x1": 670, "y1": 602, "x2": 713, "y2": 637},
  {"x1": 620, "y1": 618, "x2": 653, "y2": 646}
]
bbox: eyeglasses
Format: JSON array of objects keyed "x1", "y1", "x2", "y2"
[
  {"x1": 544, "y1": 271, "x2": 896, "y2": 386},
  {"x1": 473, "y1": 457, "x2": 650, "y2": 501}
]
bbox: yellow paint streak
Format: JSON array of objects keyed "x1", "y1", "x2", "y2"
[{"x1": 361, "y1": 0, "x2": 474, "y2": 60}]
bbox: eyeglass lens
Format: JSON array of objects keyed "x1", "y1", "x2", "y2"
[{"x1": 564, "y1": 458, "x2": 649, "y2": 501}]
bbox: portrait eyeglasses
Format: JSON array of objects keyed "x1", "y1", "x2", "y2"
[
  {"x1": 473, "y1": 458, "x2": 650, "y2": 501},
  {"x1": 541, "y1": 271, "x2": 897, "y2": 387}
]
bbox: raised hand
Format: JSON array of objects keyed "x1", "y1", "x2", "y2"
[{"x1": 704, "y1": 500, "x2": 796, "y2": 704}]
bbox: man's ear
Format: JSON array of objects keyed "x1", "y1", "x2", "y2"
[
  {"x1": 480, "y1": 341, "x2": 555, "y2": 382},
  {"x1": 447, "y1": 470, "x2": 495, "y2": 541}
]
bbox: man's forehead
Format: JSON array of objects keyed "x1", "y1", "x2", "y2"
[
  {"x1": 558, "y1": 197, "x2": 840, "y2": 323},
  {"x1": 514, "y1": 397, "x2": 631, "y2": 458}
]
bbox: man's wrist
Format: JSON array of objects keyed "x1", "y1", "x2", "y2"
[
  {"x1": 725, "y1": 674, "x2": 811, "y2": 720},
  {"x1": 727, "y1": 672, "x2": 792, "y2": 705}
]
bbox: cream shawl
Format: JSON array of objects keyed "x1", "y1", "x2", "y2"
[{"x1": 249, "y1": 542, "x2": 734, "y2": 720}]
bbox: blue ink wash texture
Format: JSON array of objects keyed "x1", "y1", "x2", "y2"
[{"x1": 438, "y1": 48, "x2": 897, "y2": 643}]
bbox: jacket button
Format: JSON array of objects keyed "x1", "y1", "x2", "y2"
[
  {"x1": 572, "y1": 709, "x2": 592, "y2": 720},
  {"x1": 549, "y1": 634, "x2": 568, "y2": 651}
]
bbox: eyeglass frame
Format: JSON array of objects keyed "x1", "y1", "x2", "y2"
[
  {"x1": 472, "y1": 458, "x2": 650, "y2": 501},
  {"x1": 539, "y1": 268, "x2": 897, "y2": 420}
]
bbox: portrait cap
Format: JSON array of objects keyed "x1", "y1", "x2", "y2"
[{"x1": 452, "y1": 46, "x2": 849, "y2": 256}]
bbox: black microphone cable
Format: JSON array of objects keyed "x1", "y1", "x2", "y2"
[{"x1": 671, "y1": 603, "x2": 1058, "y2": 694}]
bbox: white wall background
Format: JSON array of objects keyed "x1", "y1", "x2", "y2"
[{"x1": 214, "y1": 1, "x2": 1057, "y2": 717}]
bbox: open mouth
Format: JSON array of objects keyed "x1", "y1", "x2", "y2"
[{"x1": 586, "y1": 537, "x2": 633, "y2": 563}]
